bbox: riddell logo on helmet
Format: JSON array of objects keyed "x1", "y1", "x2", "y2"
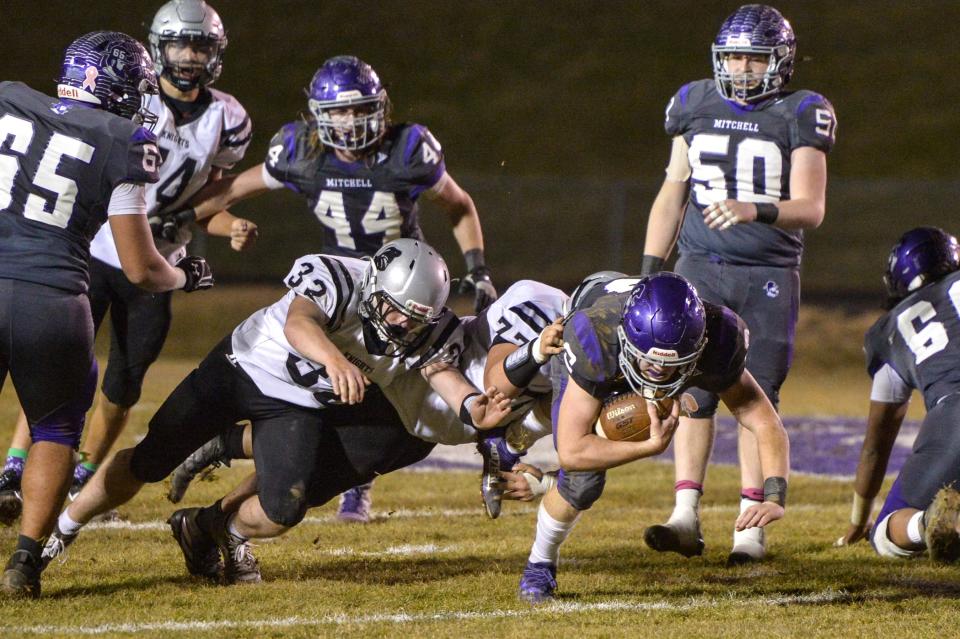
[
  {"x1": 648, "y1": 347, "x2": 679, "y2": 359},
  {"x1": 335, "y1": 90, "x2": 363, "y2": 101},
  {"x1": 724, "y1": 35, "x2": 753, "y2": 46},
  {"x1": 406, "y1": 301, "x2": 433, "y2": 317}
]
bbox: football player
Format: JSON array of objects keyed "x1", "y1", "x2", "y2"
[
  {"x1": 517, "y1": 272, "x2": 789, "y2": 603},
  {"x1": 0, "y1": 0, "x2": 256, "y2": 527},
  {"x1": 174, "y1": 54, "x2": 496, "y2": 521},
  {"x1": 160, "y1": 278, "x2": 565, "y2": 583},
  {"x1": 41, "y1": 239, "x2": 511, "y2": 584},
  {"x1": 0, "y1": 31, "x2": 214, "y2": 598},
  {"x1": 639, "y1": 4, "x2": 836, "y2": 564},
  {"x1": 836, "y1": 227, "x2": 960, "y2": 562}
]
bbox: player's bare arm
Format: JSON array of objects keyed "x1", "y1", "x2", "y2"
[
  {"x1": 283, "y1": 295, "x2": 370, "y2": 404},
  {"x1": 426, "y1": 172, "x2": 483, "y2": 255},
  {"x1": 198, "y1": 211, "x2": 258, "y2": 251},
  {"x1": 420, "y1": 362, "x2": 512, "y2": 430},
  {"x1": 188, "y1": 162, "x2": 271, "y2": 220},
  {"x1": 642, "y1": 140, "x2": 690, "y2": 270},
  {"x1": 719, "y1": 369, "x2": 789, "y2": 529},
  {"x1": 555, "y1": 378, "x2": 679, "y2": 472},
  {"x1": 837, "y1": 399, "x2": 908, "y2": 546},
  {"x1": 483, "y1": 318, "x2": 564, "y2": 397},
  {"x1": 110, "y1": 213, "x2": 188, "y2": 292}
]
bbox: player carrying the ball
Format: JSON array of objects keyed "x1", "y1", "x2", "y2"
[{"x1": 517, "y1": 271, "x2": 790, "y2": 603}]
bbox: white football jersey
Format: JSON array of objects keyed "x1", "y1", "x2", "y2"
[
  {"x1": 90, "y1": 88, "x2": 252, "y2": 267},
  {"x1": 231, "y1": 254, "x2": 463, "y2": 409},
  {"x1": 384, "y1": 280, "x2": 568, "y2": 445}
]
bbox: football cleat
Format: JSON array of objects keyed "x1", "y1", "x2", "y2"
[
  {"x1": 727, "y1": 525, "x2": 766, "y2": 567},
  {"x1": 924, "y1": 486, "x2": 960, "y2": 564},
  {"x1": 40, "y1": 525, "x2": 79, "y2": 569},
  {"x1": 1, "y1": 549, "x2": 41, "y2": 598},
  {"x1": 643, "y1": 520, "x2": 705, "y2": 558},
  {"x1": 168, "y1": 508, "x2": 222, "y2": 580},
  {"x1": 478, "y1": 430, "x2": 522, "y2": 519},
  {"x1": 167, "y1": 433, "x2": 231, "y2": 503},
  {"x1": 337, "y1": 482, "x2": 373, "y2": 523},
  {"x1": 518, "y1": 561, "x2": 557, "y2": 603},
  {"x1": 0, "y1": 468, "x2": 23, "y2": 526},
  {"x1": 203, "y1": 515, "x2": 261, "y2": 585}
]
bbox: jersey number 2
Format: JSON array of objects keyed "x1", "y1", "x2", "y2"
[{"x1": 0, "y1": 114, "x2": 94, "y2": 228}]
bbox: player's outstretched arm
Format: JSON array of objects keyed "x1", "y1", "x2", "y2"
[
  {"x1": 641, "y1": 136, "x2": 691, "y2": 273},
  {"x1": 420, "y1": 363, "x2": 512, "y2": 429},
  {"x1": 283, "y1": 296, "x2": 370, "y2": 404},
  {"x1": 556, "y1": 379, "x2": 679, "y2": 472},
  {"x1": 483, "y1": 318, "x2": 564, "y2": 398},
  {"x1": 187, "y1": 163, "x2": 273, "y2": 221},
  {"x1": 198, "y1": 211, "x2": 259, "y2": 252},
  {"x1": 837, "y1": 399, "x2": 908, "y2": 547},
  {"x1": 720, "y1": 370, "x2": 789, "y2": 529},
  {"x1": 111, "y1": 211, "x2": 191, "y2": 292}
]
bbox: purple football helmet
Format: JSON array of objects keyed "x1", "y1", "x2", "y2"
[
  {"x1": 618, "y1": 273, "x2": 707, "y2": 399},
  {"x1": 712, "y1": 4, "x2": 796, "y2": 103},
  {"x1": 307, "y1": 55, "x2": 388, "y2": 152},
  {"x1": 884, "y1": 227, "x2": 960, "y2": 303},
  {"x1": 57, "y1": 31, "x2": 159, "y2": 127}
]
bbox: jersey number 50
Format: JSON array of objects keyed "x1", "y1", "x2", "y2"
[
  {"x1": 689, "y1": 133, "x2": 782, "y2": 207},
  {"x1": 0, "y1": 114, "x2": 94, "y2": 228}
]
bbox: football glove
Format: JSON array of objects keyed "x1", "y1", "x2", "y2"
[
  {"x1": 149, "y1": 209, "x2": 197, "y2": 243},
  {"x1": 176, "y1": 255, "x2": 214, "y2": 292},
  {"x1": 459, "y1": 265, "x2": 497, "y2": 313}
]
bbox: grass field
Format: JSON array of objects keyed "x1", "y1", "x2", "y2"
[{"x1": 0, "y1": 290, "x2": 951, "y2": 638}]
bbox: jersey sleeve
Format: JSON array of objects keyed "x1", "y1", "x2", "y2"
[
  {"x1": 118, "y1": 126, "x2": 162, "y2": 185},
  {"x1": 211, "y1": 91, "x2": 252, "y2": 169},
  {"x1": 283, "y1": 254, "x2": 358, "y2": 330},
  {"x1": 663, "y1": 82, "x2": 696, "y2": 137},
  {"x1": 690, "y1": 305, "x2": 748, "y2": 394},
  {"x1": 263, "y1": 121, "x2": 311, "y2": 195},
  {"x1": 864, "y1": 316, "x2": 892, "y2": 377},
  {"x1": 562, "y1": 310, "x2": 618, "y2": 398},
  {"x1": 406, "y1": 311, "x2": 465, "y2": 369},
  {"x1": 792, "y1": 91, "x2": 837, "y2": 153},
  {"x1": 398, "y1": 124, "x2": 446, "y2": 199}
]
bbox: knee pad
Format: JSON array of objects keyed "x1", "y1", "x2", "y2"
[
  {"x1": 29, "y1": 359, "x2": 98, "y2": 448},
  {"x1": 871, "y1": 514, "x2": 923, "y2": 559},
  {"x1": 101, "y1": 366, "x2": 147, "y2": 408},
  {"x1": 685, "y1": 386, "x2": 719, "y2": 419},
  {"x1": 260, "y1": 483, "x2": 309, "y2": 528},
  {"x1": 557, "y1": 469, "x2": 606, "y2": 511}
]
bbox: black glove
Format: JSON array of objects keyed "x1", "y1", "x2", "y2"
[
  {"x1": 150, "y1": 209, "x2": 197, "y2": 243},
  {"x1": 176, "y1": 255, "x2": 214, "y2": 292},
  {"x1": 459, "y1": 265, "x2": 497, "y2": 313}
]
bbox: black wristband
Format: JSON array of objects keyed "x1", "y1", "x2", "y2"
[
  {"x1": 763, "y1": 476, "x2": 788, "y2": 507},
  {"x1": 640, "y1": 254, "x2": 665, "y2": 276},
  {"x1": 755, "y1": 203, "x2": 779, "y2": 225},
  {"x1": 459, "y1": 392, "x2": 481, "y2": 426},
  {"x1": 463, "y1": 248, "x2": 486, "y2": 273},
  {"x1": 503, "y1": 340, "x2": 543, "y2": 388}
]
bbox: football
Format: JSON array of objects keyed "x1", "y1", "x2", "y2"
[{"x1": 594, "y1": 392, "x2": 673, "y2": 442}]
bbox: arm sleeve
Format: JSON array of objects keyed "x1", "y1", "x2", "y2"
[
  {"x1": 793, "y1": 92, "x2": 837, "y2": 152},
  {"x1": 870, "y1": 363, "x2": 912, "y2": 403},
  {"x1": 106, "y1": 182, "x2": 147, "y2": 217}
]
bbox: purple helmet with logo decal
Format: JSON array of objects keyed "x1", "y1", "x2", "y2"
[
  {"x1": 307, "y1": 55, "x2": 389, "y2": 152},
  {"x1": 884, "y1": 227, "x2": 960, "y2": 304},
  {"x1": 712, "y1": 4, "x2": 796, "y2": 103},
  {"x1": 58, "y1": 31, "x2": 159, "y2": 126},
  {"x1": 618, "y1": 273, "x2": 707, "y2": 399}
]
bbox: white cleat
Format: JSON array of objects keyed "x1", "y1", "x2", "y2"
[{"x1": 727, "y1": 526, "x2": 766, "y2": 566}]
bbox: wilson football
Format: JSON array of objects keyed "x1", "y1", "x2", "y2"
[{"x1": 594, "y1": 392, "x2": 674, "y2": 442}]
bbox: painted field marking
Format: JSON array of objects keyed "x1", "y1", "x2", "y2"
[{"x1": 2, "y1": 588, "x2": 855, "y2": 635}]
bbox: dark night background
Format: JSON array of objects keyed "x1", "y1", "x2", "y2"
[{"x1": 2, "y1": 1, "x2": 959, "y2": 300}]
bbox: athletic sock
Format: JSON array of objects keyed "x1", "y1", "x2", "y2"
[
  {"x1": 226, "y1": 513, "x2": 249, "y2": 540},
  {"x1": 528, "y1": 501, "x2": 579, "y2": 565},
  {"x1": 3, "y1": 448, "x2": 27, "y2": 475},
  {"x1": 72, "y1": 462, "x2": 97, "y2": 484},
  {"x1": 15, "y1": 534, "x2": 43, "y2": 563},
  {"x1": 668, "y1": 483, "x2": 702, "y2": 527},
  {"x1": 57, "y1": 508, "x2": 85, "y2": 536}
]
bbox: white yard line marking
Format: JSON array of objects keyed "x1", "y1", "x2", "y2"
[
  {"x1": 317, "y1": 543, "x2": 458, "y2": 557},
  {"x1": 2, "y1": 589, "x2": 854, "y2": 635}
]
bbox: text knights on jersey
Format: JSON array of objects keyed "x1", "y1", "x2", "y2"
[
  {"x1": 712, "y1": 119, "x2": 760, "y2": 133},
  {"x1": 324, "y1": 177, "x2": 374, "y2": 188}
]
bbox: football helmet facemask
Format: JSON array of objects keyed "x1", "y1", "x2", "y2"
[
  {"x1": 618, "y1": 273, "x2": 707, "y2": 400},
  {"x1": 148, "y1": 0, "x2": 227, "y2": 92},
  {"x1": 712, "y1": 4, "x2": 796, "y2": 103},
  {"x1": 359, "y1": 239, "x2": 450, "y2": 357},
  {"x1": 307, "y1": 55, "x2": 389, "y2": 152},
  {"x1": 58, "y1": 31, "x2": 159, "y2": 127}
]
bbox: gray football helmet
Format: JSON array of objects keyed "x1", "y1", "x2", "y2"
[
  {"x1": 359, "y1": 239, "x2": 451, "y2": 356},
  {"x1": 148, "y1": 0, "x2": 227, "y2": 91}
]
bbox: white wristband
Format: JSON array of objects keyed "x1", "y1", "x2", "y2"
[
  {"x1": 850, "y1": 492, "x2": 874, "y2": 527},
  {"x1": 531, "y1": 334, "x2": 548, "y2": 365}
]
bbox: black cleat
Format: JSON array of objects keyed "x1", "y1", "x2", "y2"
[
  {"x1": 168, "y1": 508, "x2": 222, "y2": 580},
  {"x1": 1, "y1": 550, "x2": 41, "y2": 598},
  {"x1": 0, "y1": 469, "x2": 23, "y2": 526}
]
